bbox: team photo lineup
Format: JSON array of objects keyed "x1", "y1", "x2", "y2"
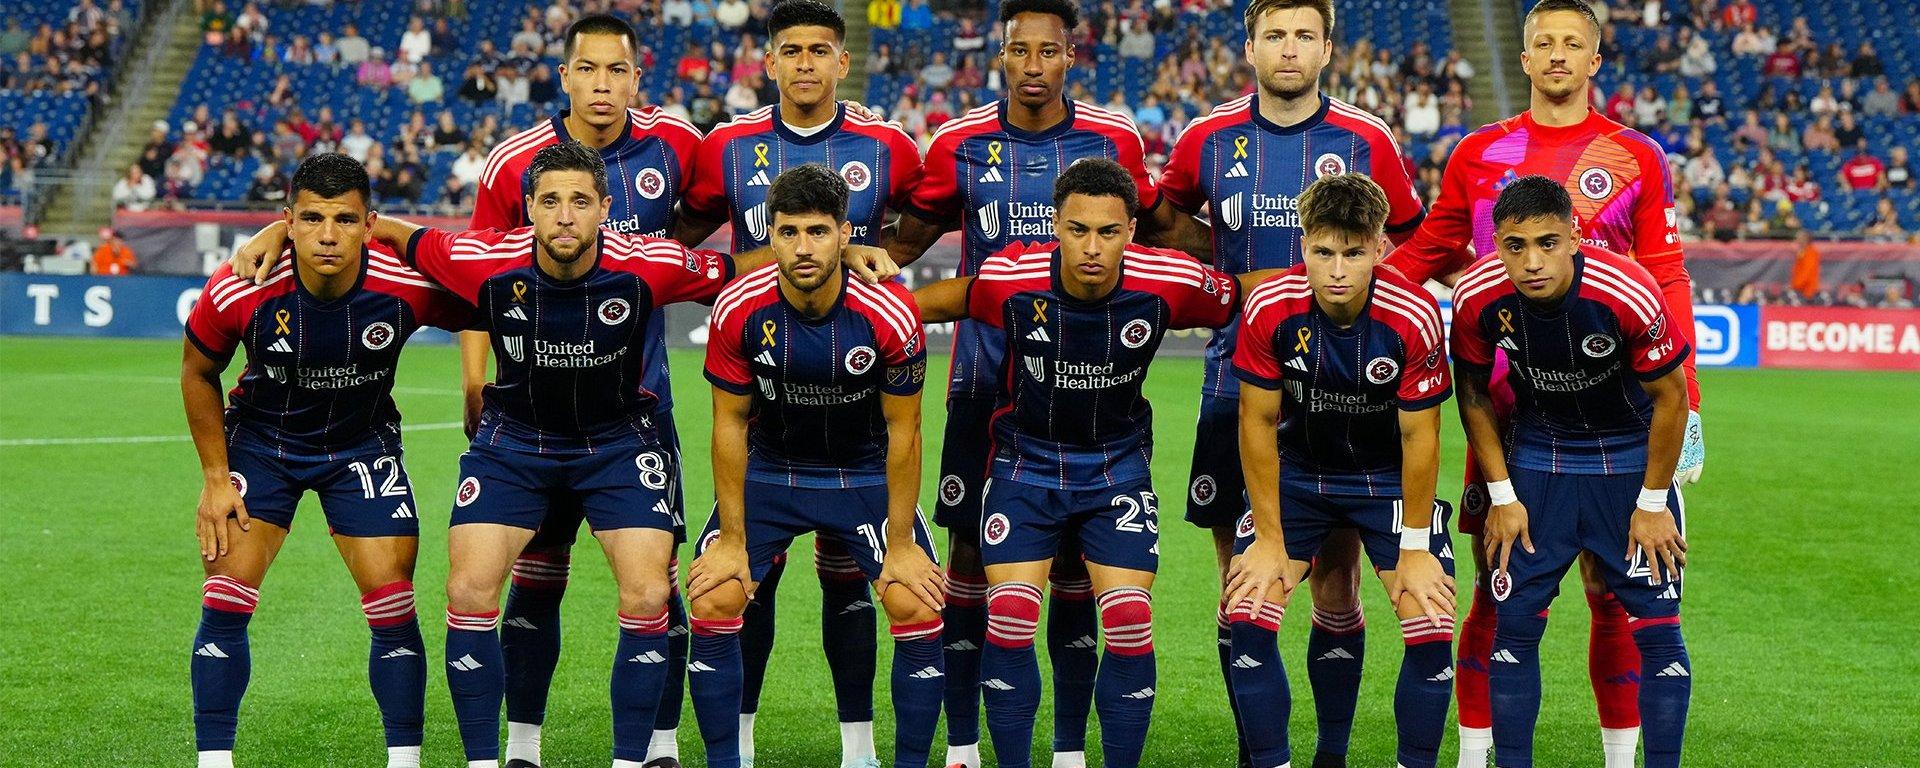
[{"x1": 154, "y1": 0, "x2": 1729, "y2": 764}]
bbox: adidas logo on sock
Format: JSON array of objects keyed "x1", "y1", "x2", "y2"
[
  {"x1": 748, "y1": 170, "x2": 771, "y2": 186},
  {"x1": 1658, "y1": 584, "x2": 1679, "y2": 600},
  {"x1": 945, "y1": 640, "x2": 978, "y2": 652},
  {"x1": 1497, "y1": 337, "x2": 1520, "y2": 351},
  {"x1": 754, "y1": 350, "x2": 776, "y2": 366},
  {"x1": 668, "y1": 625, "x2": 690, "y2": 638},
  {"x1": 1026, "y1": 326, "x2": 1052, "y2": 343},
  {"x1": 502, "y1": 306, "x2": 528, "y2": 321},
  {"x1": 909, "y1": 666, "x2": 945, "y2": 680},
  {"x1": 267, "y1": 338, "x2": 292, "y2": 353},
  {"x1": 979, "y1": 166, "x2": 1005, "y2": 183},
  {"x1": 981, "y1": 678, "x2": 1014, "y2": 691},
  {"x1": 1427, "y1": 667, "x2": 1455, "y2": 682},
  {"x1": 381, "y1": 647, "x2": 420, "y2": 659},
  {"x1": 194, "y1": 643, "x2": 228, "y2": 659},
  {"x1": 449, "y1": 654, "x2": 484, "y2": 671},
  {"x1": 1217, "y1": 637, "x2": 1232, "y2": 647},
  {"x1": 1224, "y1": 162, "x2": 1249, "y2": 179},
  {"x1": 687, "y1": 661, "x2": 718, "y2": 673},
  {"x1": 1317, "y1": 648, "x2": 1356, "y2": 661},
  {"x1": 841, "y1": 600, "x2": 874, "y2": 614},
  {"x1": 504, "y1": 617, "x2": 538, "y2": 630},
  {"x1": 1231, "y1": 655, "x2": 1263, "y2": 669},
  {"x1": 1655, "y1": 662, "x2": 1690, "y2": 678},
  {"x1": 1122, "y1": 687, "x2": 1156, "y2": 700},
  {"x1": 1491, "y1": 649, "x2": 1521, "y2": 664},
  {"x1": 1066, "y1": 635, "x2": 1096, "y2": 650},
  {"x1": 1286, "y1": 357, "x2": 1308, "y2": 372},
  {"x1": 630, "y1": 651, "x2": 667, "y2": 664}
]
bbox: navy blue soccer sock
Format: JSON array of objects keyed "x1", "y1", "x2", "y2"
[
  {"x1": 1633, "y1": 619, "x2": 1691, "y2": 768},
  {"x1": 655, "y1": 573, "x2": 689, "y2": 732},
  {"x1": 445, "y1": 608, "x2": 506, "y2": 761},
  {"x1": 739, "y1": 554, "x2": 784, "y2": 715},
  {"x1": 1395, "y1": 615, "x2": 1458, "y2": 768},
  {"x1": 1227, "y1": 599, "x2": 1290, "y2": 768},
  {"x1": 611, "y1": 610, "x2": 672, "y2": 763},
  {"x1": 192, "y1": 576, "x2": 259, "y2": 753},
  {"x1": 1217, "y1": 606, "x2": 1252, "y2": 766},
  {"x1": 1306, "y1": 605, "x2": 1365, "y2": 758},
  {"x1": 817, "y1": 540, "x2": 878, "y2": 724},
  {"x1": 942, "y1": 568, "x2": 989, "y2": 748},
  {"x1": 1047, "y1": 577, "x2": 1098, "y2": 753},
  {"x1": 362, "y1": 582, "x2": 426, "y2": 748},
  {"x1": 890, "y1": 619, "x2": 947, "y2": 768},
  {"x1": 1488, "y1": 611, "x2": 1548, "y2": 768},
  {"x1": 981, "y1": 582, "x2": 1044, "y2": 768},
  {"x1": 1093, "y1": 587, "x2": 1157, "y2": 768},
  {"x1": 500, "y1": 552, "x2": 568, "y2": 728},
  {"x1": 688, "y1": 615, "x2": 745, "y2": 768}
]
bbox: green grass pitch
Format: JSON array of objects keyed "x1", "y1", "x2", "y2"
[{"x1": 2, "y1": 336, "x2": 1916, "y2": 766}]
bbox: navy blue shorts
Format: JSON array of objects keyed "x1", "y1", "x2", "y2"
[
  {"x1": 980, "y1": 477, "x2": 1160, "y2": 573},
  {"x1": 1233, "y1": 484, "x2": 1455, "y2": 575},
  {"x1": 1490, "y1": 468, "x2": 1686, "y2": 620},
  {"x1": 933, "y1": 397, "x2": 996, "y2": 533},
  {"x1": 225, "y1": 441, "x2": 421, "y2": 538},
  {"x1": 525, "y1": 409, "x2": 687, "y2": 547},
  {"x1": 450, "y1": 440, "x2": 677, "y2": 534},
  {"x1": 1184, "y1": 394, "x2": 1248, "y2": 528},
  {"x1": 694, "y1": 481, "x2": 939, "y2": 583}
]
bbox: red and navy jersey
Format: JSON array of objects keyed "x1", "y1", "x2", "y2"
[
  {"x1": 1231, "y1": 266, "x2": 1451, "y2": 496},
  {"x1": 186, "y1": 249, "x2": 474, "y2": 457},
  {"x1": 909, "y1": 98, "x2": 1160, "y2": 400},
  {"x1": 704, "y1": 264, "x2": 927, "y2": 488},
  {"x1": 404, "y1": 226, "x2": 733, "y2": 454},
  {"x1": 1160, "y1": 94, "x2": 1424, "y2": 401},
  {"x1": 473, "y1": 106, "x2": 703, "y2": 411},
  {"x1": 966, "y1": 242, "x2": 1236, "y2": 490},
  {"x1": 682, "y1": 103, "x2": 922, "y2": 252},
  {"x1": 1450, "y1": 247, "x2": 1689, "y2": 475}
]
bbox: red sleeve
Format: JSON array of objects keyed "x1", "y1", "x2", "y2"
[
  {"x1": 1449, "y1": 290, "x2": 1495, "y2": 372},
  {"x1": 883, "y1": 127, "x2": 924, "y2": 213},
  {"x1": 1157, "y1": 120, "x2": 1207, "y2": 213},
  {"x1": 1363, "y1": 127, "x2": 1426, "y2": 243},
  {"x1": 906, "y1": 128, "x2": 963, "y2": 224},
  {"x1": 185, "y1": 264, "x2": 250, "y2": 362},
  {"x1": 1383, "y1": 133, "x2": 1480, "y2": 283},
  {"x1": 471, "y1": 147, "x2": 526, "y2": 230},
  {"x1": 701, "y1": 293, "x2": 753, "y2": 395},
  {"x1": 1614, "y1": 263, "x2": 1692, "y2": 382},
  {"x1": 964, "y1": 275, "x2": 1011, "y2": 328},
  {"x1": 1110, "y1": 120, "x2": 1162, "y2": 212},
  {"x1": 661, "y1": 117, "x2": 703, "y2": 191},
  {"x1": 1393, "y1": 291, "x2": 1452, "y2": 410},
  {"x1": 621, "y1": 237, "x2": 736, "y2": 306},
  {"x1": 1625, "y1": 137, "x2": 1702, "y2": 407},
  {"x1": 1229, "y1": 288, "x2": 1283, "y2": 389},
  {"x1": 681, "y1": 132, "x2": 733, "y2": 222},
  {"x1": 866, "y1": 282, "x2": 928, "y2": 396},
  {"x1": 404, "y1": 227, "x2": 512, "y2": 303},
  {"x1": 1160, "y1": 262, "x2": 1239, "y2": 329}
]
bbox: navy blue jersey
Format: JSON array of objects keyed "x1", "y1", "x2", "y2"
[
  {"x1": 965, "y1": 242, "x2": 1238, "y2": 490},
  {"x1": 1160, "y1": 95, "x2": 1426, "y2": 400},
  {"x1": 704, "y1": 264, "x2": 927, "y2": 488},
  {"x1": 186, "y1": 248, "x2": 474, "y2": 456},
  {"x1": 404, "y1": 226, "x2": 734, "y2": 454},
  {"x1": 683, "y1": 103, "x2": 923, "y2": 251},
  {"x1": 473, "y1": 106, "x2": 704, "y2": 410},
  {"x1": 1451, "y1": 246, "x2": 1689, "y2": 475},
  {"x1": 1231, "y1": 265, "x2": 1451, "y2": 496},
  {"x1": 909, "y1": 99, "x2": 1161, "y2": 401}
]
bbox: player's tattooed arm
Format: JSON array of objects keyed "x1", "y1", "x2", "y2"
[
  {"x1": 1391, "y1": 405, "x2": 1455, "y2": 626},
  {"x1": 1225, "y1": 384, "x2": 1302, "y2": 614},
  {"x1": 181, "y1": 341, "x2": 250, "y2": 562},
  {"x1": 1135, "y1": 201, "x2": 1214, "y2": 262},
  {"x1": 884, "y1": 210, "x2": 956, "y2": 268},
  {"x1": 690, "y1": 388, "x2": 756, "y2": 602},
  {"x1": 910, "y1": 276, "x2": 974, "y2": 324},
  {"x1": 1632, "y1": 366, "x2": 1690, "y2": 585},
  {"x1": 876, "y1": 391, "x2": 943, "y2": 613},
  {"x1": 1458, "y1": 368, "x2": 1531, "y2": 573}
]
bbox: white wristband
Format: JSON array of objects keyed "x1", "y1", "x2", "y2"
[
  {"x1": 1636, "y1": 487, "x2": 1670, "y2": 513},
  {"x1": 1486, "y1": 479, "x2": 1518, "y2": 506},
  {"x1": 1399, "y1": 526, "x2": 1432, "y2": 551}
]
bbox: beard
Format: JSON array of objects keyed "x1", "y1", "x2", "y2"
[
  {"x1": 1260, "y1": 70, "x2": 1318, "y2": 101},
  {"x1": 780, "y1": 258, "x2": 837, "y2": 292},
  {"x1": 537, "y1": 231, "x2": 592, "y2": 264}
]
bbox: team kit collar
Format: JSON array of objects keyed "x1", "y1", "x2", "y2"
[{"x1": 1247, "y1": 93, "x2": 1333, "y2": 135}]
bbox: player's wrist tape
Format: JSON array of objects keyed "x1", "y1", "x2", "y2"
[
  {"x1": 1399, "y1": 526, "x2": 1431, "y2": 551},
  {"x1": 1486, "y1": 479, "x2": 1518, "y2": 506},
  {"x1": 1636, "y1": 487, "x2": 1670, "y2": 513}
]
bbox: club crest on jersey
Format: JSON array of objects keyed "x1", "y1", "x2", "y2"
[
  {"x1": 1220, "y1": 192, "x2": 1244, "y2": 231},
  {"x1": 1365, "y1": 355, "x2": 1400, "y2": 384},
  {"x1": 1579, "y1": 167, "x2": 1615, "y2": 200},
  {"x1": 1582, "y1": 333, "x2": 1617, "y2": 358},
  {"x1": 636, "y1": 167, "x2": 666, "y2": 200},
  {"x1": 745, "y1": 202, "x2": 769, "y2": 242},
  {"x1": 361, "y1": 321, "x2": 396, "y2": 350},
  {"x1": 939, "y1": 474, "x2": 966, "y2": 507},
  {"x1": 976, "y1": 201, "x2": 1002, "y2": 240},
  {"x1": 456, "y1": 477, "x2": 481, "y2": 507},
  {"x1": 598, "y1": 298, "x2": 631, "y2": 325},
  {"x1": 844, "y1": 345, "x2": 877, "y2": 375},
  {"x1": 983, "y1": 513, "x2": 1011, "y2": 546},
  {"x1": 1190, "y1": 474, "x2": 1218, "y2": 506},
  {"x1": 1120, "y1": 318, "x2": 1154, "y2": 349},
  {"x1": 1236, "y1": 511, "x2": 1255, "y2": 539},
  {"x1": 840, "y1": 161, "x2": 872, "y2": 192},
  {"x1": 228, "y1": 471, "x2": 248, "y2": 496},
  {"x1": 1490, "y1": 568, "x2": 1513, "y2": 601},
  {"x1": 1314, "y1": 152, "x2": 1347, "y2": 179},
  {"x1": 701, "y1": 528, "x2": 723, "y2": 553}
]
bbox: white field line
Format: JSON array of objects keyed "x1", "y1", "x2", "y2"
[{"x1": 0, "y1": 422, "x2": 465, "y2": 447}]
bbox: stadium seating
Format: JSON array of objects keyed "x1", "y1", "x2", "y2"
[{"x1": 0, "y1": 0, "x2": 141, "y2": 202}]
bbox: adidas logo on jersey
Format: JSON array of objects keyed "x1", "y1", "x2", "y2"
[
  {"x1": 1656, "y1": 662, "x2": 1690, "y2": 677},
  {"x1": 687, "y1": 661, "x2": 718, "y2": 673},
  {"x1": 1497, "y1": 337, "x2": 1520, "y2": 351},
  {"x1": 945, "y1": 640, "x2": 979, "y2": 652},
  {"x1": 449, "y1": 654, "x2": 484, "y2": 671},
  {"x1": 982, "y1": 678, "x2": 1015, "y2": 691},
  {"x1": 979, "y1": 166, "x2": 1005, "y2": 183},
  {"x1": 1122, "y1": 687, "x2": 1156, "y2": 700},
  {"x1": 1285, "y1": 357, "x2": 1308, "y2": 372},
  {"x1": 1026, "y1": 326, "x2": 1052, "y2": 343},
  {"x1": 502, "y1": 306, "x2": 528, "y2": 321},
  {"x1": 1066, "y1": 635, "x2": 1097, "y2": 650},
  {"x1": 1224, "y1": 162, "x2": 1249, "y2": 179},
  {"x1": 266, "y1": 338, "x2": 292, "y2": 353},
  {"x1": 504, "y1": 617, "x2": 538, "y2": 631},
  {"x1": 381, "y1": 647, "x2": 419, "y2": 660},
  {"x1": 1317, "y1": 648, "x2": 1356, "y2": 661},
  {"x1": 1231, "y1": 655, "x2": 1263, "y2": 669},
  {"x1": 1491, "y1": 649, "x2": 1521, "y2": 664},
  {"x1": 909, "y1": 666, "x2": 945, "y2": 680},
  {"x1": 629, "y1": 650, "x2": 667, "y2": 664},
  {"x1": 194, "y1": 643, "x2": 229, "y2": 659},
  {"x1": 391, "y1": 503, "x2": 414, "y2": 519},
  {"x1": 754, "y1": 350, "x2": 776, "y2": 366},
  {"x1": 1428, "y1": 667, "x2": 1456, "y2": 682},
  {"x1": 747, "y1": 170, "x2": 771, "y2": 186}
]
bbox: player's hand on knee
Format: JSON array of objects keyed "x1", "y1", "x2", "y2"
[
  {"x1": 878, "y1": 545, "x2": 945, "y2": 614},
  {"x1": 1390, "y1": 550, "x2": 1456, "y2": 627},
  {"x1": 1676, "y1": 409, "x2": 1706, "y2": 486},
  {"x1": 844, "y1": 245, "x2": 900, "y2": 284},
  {"x1": 1225, "y1": 537, "x2": 1297, "y2": 615},
  {"x1": 230, "y1": 220, "x2": 291, "y2": 285},
  {"x1": 1629, "y1": 509, "x2": 1687, "y2": 585},
  {"x1": 196, "y1": 477, "x2": 251, "y2": 562},
  {"x1": 688, "y1": 537, "x2": 752, "y2": 602},
  {"x1": 1484, "y1": 501, "x2": 1532, "y2": 575}
]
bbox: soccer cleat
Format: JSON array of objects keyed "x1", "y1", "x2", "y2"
[
  {"x1": 641, "y1": 758, "x2": 681, "y2": 768},
  {"x1": 1312, "y1": 750, "x2": 1348, "y2": 768},
  {"x1": 842, "y1": 758, "x2": 883, "y2": 768},
  {"x1": 505, "y1": 761, "x2": 540, "y2": 768}
]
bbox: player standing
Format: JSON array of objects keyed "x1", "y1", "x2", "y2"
[
  {"x1": 463, "y1": 15, "x2": 703, "y2": 767},
  {"x1": 883, "y1": 3, "x2": 1167, "y2": 765},
  {"x1": 672, "y1": 4, "x2": 926, "y2": 761},
  {"x1": 1449, "y1": 176, "x2": 1692, "y2": 768},
  {"x1": 1150, "y1": 2, "x2": 1426, "y2": 763},
  {"x1": 1380, "y1": 3, "x2": 1703, "y2": 765},
  {"x1": 914, "y1": 159, "x2": 1250, "y2": 768},
  {"x1": 183, "y1": 154, "x2": 473, "y2": 768},
  {"x1": 683, "y1": 164, "x2": 947, "y2": 768},
  {"x1": 1220, "y1": 174, "x2": 1456, "y2": 768}
]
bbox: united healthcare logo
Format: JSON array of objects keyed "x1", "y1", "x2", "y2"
[{"x1": 1692, "y1": 304, "x2": 1759, "y2": 368}]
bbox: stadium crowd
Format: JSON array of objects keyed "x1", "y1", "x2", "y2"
[{"x1": 0, "y1": 0, "x2": 138, "y2": 197}]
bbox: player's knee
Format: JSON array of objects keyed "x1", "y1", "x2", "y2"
[
  {"x1": 616, "y1": 576, "x2": 672, "y2": 618},
  {"x1": 881, "y1": 585, "x2": 942, "y2": 626},
  {"x1": 984, "y1": 582, "x2": 1043, "y2": 649},
  {"x1": 444, "y1": 569, "x2": 504, "y2": 614},
  {"x1": 689, "y1": 612, "x2": 745, "y2": 639},
  {"x1": 1309, "y1": 559, "x2": 1364, "y2": 608},
  {"x1": 946, "y1": 535, "x2": 983, "y2": 572},
  {"x1": 690, "y1": 583, "x2": 749, "y2": 622},
  {"x1": 1098, "y1": 587, "x2": 1154, "y2": 656},
  {"x1": 1398, "y1": 611, "x2": 1457, "y2": 646}
]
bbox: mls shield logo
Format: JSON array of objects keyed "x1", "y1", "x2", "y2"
[
  {"x1": 840, "y1": 161, "x2": 873, "y2": 192},
  {"x1": 983, "y1": 513, "x2": 1011, "y2": 545},
  {"x1": 939, "y1": 475, "x2": 966, "y2": 507},
  {"x1": 1120, "y1": 318, "x2": 1153, "y2": 349},
  {"x1": 636, "y1": 167, "x2": 666, "y2": 200},
  {"x1": 745, "y1": 202, "x2": 769, "y2": 243},
  {"x1": 1365, "y1": 356, "x2": 1400, "y2": 384},
  {"x1": 1190, "y1": 474, "x2": 1218, "y2": 506},
  {"x1": 361, "y1": 321, "x2": 396, "y2": 350},
  {"x1": 1314, "y1": 152, "x2": 1347, "y2": 179},
  {"x1": 1648, "y1": 314, "x2": 1667, "y2": 339},
  {"x1": 977, "y1": 202, "x2": 1002, "y2": 240},
  {"x1": 1579, "y1": 167, "x2": 1614, "y2": 200},
  {"x1": 598, "y1": 298, "x2": 631, "y2": 326},
  {"x1": 1582, "y1": 333, "x2": 1618, "y2": 358},
  {"x1": 1023, "y1": 355, "x2": 1047, "y2": 383},
  {"x1": 502, "y1": 336, "x2": 525, "y2": 363},
  {"x1": 844, "y1": 345, "x2": 876, "y2": 375},
  {"x1": 228, "y1": 471, "x2": 248, "y2": 496},
  {"x1": 455, "y1": 477, "x2": 481, "y2": 507},
  {"x1": 1219, "y1": 192, "x2": 1244, "y2": 231}
]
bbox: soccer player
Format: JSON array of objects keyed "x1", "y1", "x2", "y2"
[
  {"x1": 1449, "y1": 175, "x2": 1692, "y2": 768},
  {"x1": 1220, "y1": 174, "x2": 1455, "y2": 768},
  {"x1": 882, "y1": 3, "x2": 1167, "y2": 765},
  {"x1": 1151, "y1": 2, "x2": 1426, "y2": 762},
  {"x1": 463, "y1": 15, "x2": 703, "y2": 766},
  {"x1": 183, "y1": 153, "x2": 474, "y2": 768},
  {"x1": 672, "y1": 4, "x2": 926, "y2": 760},
  {"x1": 913, "y1": 159, "x2": 1250, "y2": 768},
  {"x1": 684, "y1": 164, "x2": 946, "y2": 768},
  {"x1": 1379, "y1": 3, "x2": 1703, "y2": 764}
]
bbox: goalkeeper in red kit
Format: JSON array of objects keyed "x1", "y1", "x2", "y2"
[{"x1": 1380, "y1": 2, "x2": 1704, "y2": 766}]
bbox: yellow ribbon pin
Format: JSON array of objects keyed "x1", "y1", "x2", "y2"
[
  {"x1": 761, "y1": 320, "x2": 778, "y2": 347},
  {"x1": 510, "y1": 281, "x2": 528, "y2": 304},
  {"x1": 1233, "y1": 136, "x2": 1249, "y2": 160},
  {"x1": 987, "y1": 140, "x2": 1003, "y2": 165},
  {"x1": 1031, "y1": 298, "x2": 1048, "y2": 324},
  {"x1": 753, "y1": 142, "x2": 770, "y2": 168},
  {"x1": 273, "y1": 309, "x2": 290, "y2": 336},
  {"x1": 1293, "y1": 326, "x2": 1312, "y2": 353},
  {"x1": 1497, "y1": 308, "x2": 1514, "y2": 334}
]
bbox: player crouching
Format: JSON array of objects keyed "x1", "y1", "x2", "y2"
[
  {"x1": 1221, "y1": 173, "x2": 1458, "y2": 768},
  {"x1": 684, "y1": 164, "x2": 947, "y2": 768}
]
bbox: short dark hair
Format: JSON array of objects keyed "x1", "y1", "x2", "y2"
[
  {"x1": 1491, "y1": 175, "x2": 1574, "y2": 229},
  {"x1": 1243, "y1": 0, "x2": 1334, "y2": 39},
  {"x1": 1000, "y1": 0, "x2": 1080, "y2": 32},
  {"x1": 1297, "y1": 173, "x2": 1389, "y2": 239},
  {"x1": 1052, "y1": 158, "x2": 1138, "y2": 217},
  {"x1": 563, "y1": 13, "x2": 639, "y2": 62},
  {"x1": 1523, "y1": 0, "x2": 1602, "y2": 40},
  {"x1": 768, "y1": 0, "x2": 846, "y2": 43},
  {"x1": 525, "y1": 141, "x2": 609, "y2": 199},
  {"x1": 767, "y1": 164, "x2": 849, "y2": 222},
  {"x1": 289, "y1": 152, "x2": 370, "y2": 206}
]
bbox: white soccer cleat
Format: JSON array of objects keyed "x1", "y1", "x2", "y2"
[{"x1": 841, "y1": 759, "x2": 883, "y2": 768}]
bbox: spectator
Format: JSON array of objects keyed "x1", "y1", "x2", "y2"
[
  {"x1": 954, "y1": 18, "x2": 985, "y2": 55},
  {"x1": 1763, "y1": 42, "x2": 1800, "y2": 78},
  {"x1": 246, "y1": 162, "x2": 288, "y2": 204},
  {"x1": 137, "y1": 121, "x2": 173, "y2": 180},
  {"x1": 1885, "y1": 147, "x2": 1914, "y2": 191},
  {"x1": 1684, "y1": 146, "x2": 1725, "y2": 190},
  {"x1": 1641, "y1": 34, "x2": 1681, "y2": 74},
  {"x1": 340, "y1": 119, "x2": 374, "y2": 162},
  {"x1": 1766, "y1": 111, "x2": 1798, "y2": 153},
  {"x1": 1678, "y1": 28, "x2": 1715, "y2": 77},
  {"x1": 430, "y1": 18, "x2": 458, "y2": 58},
  {"x1": 1789, "y1": 231, "x2": 1820, "y2": 298},
  {"x1": 1801, "y1": 115, "x2": 1838, "y2": 153},
  {"x1": 313, "y1": 31, "x2": 338, "y2": 66},
  {"x1": 715, "y1": 0, "x2": 749, "y2": 31},
  {"x1": 511, "y1": 18, "x2": 543, "y2": 53},
  {"x1": 1703, "y1": 192, "x2": 1742, "y2": 241},
  {"x1": 1731, "y1": 23, "x2": 1766, "y2": 57},
  {"x1": 267, "y1": 72, "x2": 296, "y2": 109},
  {"x1": 870, "y1": 42, "x2": 894, "y2": 75},
  {"x1": 110, "y1": 164, "x2": 155, "y2": 211},
  {"x1": 920, "y1": 51, "x2": 954, "y2": 89},
  {"x1": 1784, "y1": 165, "x2": 1821, "y2": 202},
  {"x1": 0, "y1": 20, "x2": 26, "y2": 57},
  {"x1": 389, "y1": 49, "x2": 417, "y2": 87},
  {"x1": 1135, "y1": 94, "x2": 1167, "y2": 133},
  {"x1": 1838, "y1": 78, "x2": 1864, "y2": 114},
  {"x1": 1118, "y1": 18, "x2": 1154, "y2": 60},
  {"x1": 527, "y1": 64, "x2": 558, "y2": 106},
  {"x1": 900, "y1": 0, "x2": 932, "y2": 31},
  {"x1": 724, "y1": 70, "x2": 759, "y2": 113},
  {"x1": 1865, "y1": 198, "x2": 1906, "y2": 241},
  {"x1": 497, "y1": 66, "x2": 530, "y2": 110},
  {"x1": 208, "y1": 111, "x2": 251, "y2": 158},
  {"x1": 1667, "y1": 83, "x2": 1693, "y2": 123},
  {"x1": 1442, "y1": 49, "x2": 1474, "y2": 83},
  {"x1": 399, "y1": 16, "x2": 431, "y2": 63},
  {"x1": 1901, "y1": 79, "x2": 1920, "y2": 113},
  {"x1": 1880, "y1": 283, "x2": 1915, "y2": 310},
  {"x1": 437, "y1": 172, "x2": 471, "y2": 212},
  {"x1": 1604, "y1": 83, "x2": 1635, "y2": 123},
  {"x1": 431, "y1": 110, "x2": 466, "y2": 152},
  {"x1": 1834, "y1": 111, "x2": 1864, "y2": 149},
  {"x1": 1840, "y1": 140, "x2": 1886, "y2": 191},
  {"x1": 1632, "y1": 85, "x2": 1665, "y2": 127},
  {"x1": 1852, "y1": 41, "x2": 1884, "y2": 78},
  {"x1": 335, "y1": 22, "x2": 369, "y2": 64},
  {"x1": 543, "y1": 0, "x2": 573, "y2": 31},
  {"x1": 1403, "y1": 81, "x2": 1439, "y2": 137},
  {"x1": 377, "y1": 165, "x2": 422, "y2": 204},
  {"x1": 234, "y1": 2, "x2": 267, "y2": 36},
  {"x1": 662, "y1": 85, "x2": 692, "y2": 123},
  {"x1": 1810, "y1": 82, "x2": 1840, "y2": 117},
  {"x1": 661, "y1": 0, "x2": 693, "y2": 26},
  {"x1": 451, "y1": 141, "x2": 486, "y2": 188},
  {"x1": 90, "y1": 229, "x2": 136, "y2": 275},
  {"x1": 201, "y1": 1, "x2": 234, "y2": 44},
  {"x1": 458, "y1": 63, "x2": 496, "y2": 103},
  {"x1": 356, "y1": 47, "x2": 392, "y2": 88},
  {"x1": 1101, "y1": 88, "x2": 1134, "y2": 121},
  {"x1": 268, "y1": 120, "x2": 302, "y2": 167},
  {"x1": 1721, "y1": 0, "x2": 1757, "y2": 28},
  {"x1": 408, "y1": 60, "x2": 444, "y2": 103},
  {"x1": 1862, "y1": 76, "x2": 1901, "y2": 117},
  {"x1": 867, "y1": 0, "x2": 899, "y2": 29},
  {"x1": 283, "y1": 35, "x2": 315, "y2": 65},
  {"x1": 1695, "y1": 79, "x2": 1726, "y2": 124}
]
